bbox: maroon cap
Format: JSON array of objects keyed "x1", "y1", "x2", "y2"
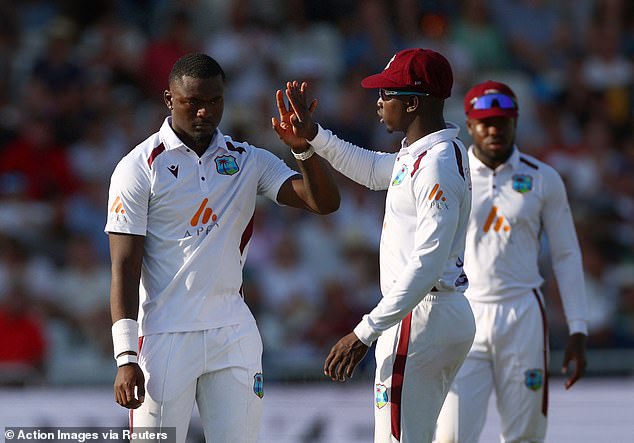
[
  {"x1": 464, "y1": 80, "x2": 519, "y2": 119},
  {"x1": 361, "y1": 48, "x2": 453, "y2": 99}
]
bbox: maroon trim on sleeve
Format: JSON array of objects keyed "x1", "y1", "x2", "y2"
[
  {"x1": 391, "y1": 312, "x2": 413, "y2": 440},
  {"x1": 147, "y1": 143, "x2": 165, "y2": 168}
]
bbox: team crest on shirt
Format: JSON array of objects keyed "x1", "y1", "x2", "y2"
[
  {"x1": 215, "y1": 155, "x2": 239, "y2": 175},
  {"x1": 512, "y1": 174, "x2": 533, "y2": 193},
  {"x1": 524, "y1": 369, "x2": 543, "y2": 391},
  {"x1": 391, "y1": 165, "x2": 408, "y2": 186},
  {"x1": 375, "y1": 384, "x2": 388, "y2": 408},
  {"x1": 253, "y1": 373, "x2": 264, "y2": 398}
]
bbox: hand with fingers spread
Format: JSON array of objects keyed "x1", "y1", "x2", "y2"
[
  {"x1": 561, "y1": 333, "x2": 587, "y2": 389},
  {"x1": 324, "y1": 332, "x2": 369, "y2": 382},
  {"x1": 114, "y1": 363, "x2": 145, "y2": 409},
  {"x1": 277, "y1": 81, "x2": 319, "y2": 142},
  {"x1": 271, "y1": 88, "x2": 312, "y2": 151}
]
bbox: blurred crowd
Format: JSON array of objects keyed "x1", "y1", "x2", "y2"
[{"x1": 0, "y1": 0, "x2": 632, "y2": 385}]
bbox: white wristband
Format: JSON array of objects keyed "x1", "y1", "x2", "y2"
[
  {"x1": 292, "y1": 146, "x2": 315, "y2": 161},
  {"x1": 112, "y1": 318, "x2": 139, "y2": 359},
  {"x1": 116, "y1": 354, "x2": 138, "y2": 367}
]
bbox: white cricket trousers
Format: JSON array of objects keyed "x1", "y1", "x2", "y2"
[
  {"x1": 373, "y1": 292, "x2": 475, "y2": 443},
  {"x1": 130, "y1": 321, "x2": 264, "y2": 443},
  {"x1": 435, "y1": 290, "x2": 549, "y2": 443}
]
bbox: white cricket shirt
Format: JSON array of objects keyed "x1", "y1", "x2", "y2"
[
  {"x1": 105, "y1": 118, "x2": 296, "y2": 335},
  {"x1": 466, "y1": 146, "x2": 588, "y2": 334},
  {"x1": 309, "y1": 124, "x2": 472, "y2": 345}
]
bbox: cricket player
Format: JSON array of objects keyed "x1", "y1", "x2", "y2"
[
  {"x1": 274, "y1": 48, "x2": 476, "y2": 443},
  {"x1": 434, "y1": 81, "x2": 588, "y2": 443},
  {"x1": 106, "y1": 53, "x2": 340, "y2": 443}
]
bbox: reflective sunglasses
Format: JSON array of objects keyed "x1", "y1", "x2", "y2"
[
  {"x1": 469, "y1": 93, "x2": 517, "y2": 110},
  {"x1": 379, "y1": 89, "x2": 430, "y2": 101}
]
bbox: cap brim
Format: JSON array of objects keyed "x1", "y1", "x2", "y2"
[
  {"x1": 466, "y1": 108, "x2": 518, "y2": 120},
  {"x1": 361, "y1": 73, "x2": 405, "y2": 90}
]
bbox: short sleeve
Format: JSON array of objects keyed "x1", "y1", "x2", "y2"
[
  {"x1": 252, "y1": 147, "x2": 298, "y2": 204},
  {"x1": 104, "y1": 155, "x2": 151, "y2": 236}
]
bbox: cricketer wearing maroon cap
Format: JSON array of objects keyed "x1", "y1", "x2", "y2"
[
  {"x1": 273, "y1": 48, "x2": 475, "y2": 443},
  {"x1": 464, "y1": 80, "x2": 519, "y2": 121},
  {"x1": 361, "y1": 48, "x2": 453, "y2": 99},
  {"x1": 435, "y1": 80, "x2": 587, "y2": 443}
]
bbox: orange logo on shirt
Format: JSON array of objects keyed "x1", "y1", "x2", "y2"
[
  {"x1": 109, "y1": 196, "x2": 128, "y2": 223},
  {"x1": 428, "y1": 183, "x2": 449, "y2": 209},
  {"x1": 483, "y1": 206, "x2": 510, "y2": 233},
  {"x1": 184, "y1": 199, "x2": 220, "y2": 238},
  {"x1": 428, "y1": 183, "x2": 446, "y2": 202},
  {"x1": 191, "y1": 198, "x2": 218, "y2": 226},
  {"x1": 110, "y1": 196, "x2": 125, "y2": 215}
]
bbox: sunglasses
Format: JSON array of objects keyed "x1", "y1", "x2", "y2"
[
  {"x1": 470, "y1": 93, "x2": 517, "y2": 110},
  {"x1": 379, "y1": 89, "x2": 430, "y2": 101}
]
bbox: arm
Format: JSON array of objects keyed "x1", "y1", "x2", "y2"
[
  {"x1": 325, "y1": 159, "x2": 464, "y2": 380},
  {"x1": 110, "y1": 232, "x2": 146, "y2": 408},
  {"x1": 271, "y1": 87, "x2": 340, "y2": 214},
  {"x1": 274, "y1": 81, "x2": 395, "y2": 191},
  {"x1": 275, "y1": 152, "x2": 341, "y2": 214},
  {"x1": 353, "y1": 167, "x2": 461, "y2": 345},
  {"x1": 542, "y1": 169, "x2": 588, "y2": 388}
]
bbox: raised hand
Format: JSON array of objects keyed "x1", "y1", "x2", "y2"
[
  {"x1": 272, "y1": 88, "x2": 310, "y2": 151},
  {"x1": 284, "y1": 81, "x2": 318, "y2": 141}
]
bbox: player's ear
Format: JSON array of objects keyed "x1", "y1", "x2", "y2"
[
  {"x1": 406, "y1": 95, "x2": 419, "y2": 113},
  {"x1": 164, "y1": 90, "x2": 173, "y2": 110},
  {"x1": 466, "y1": 118, "x2": 474, "y2": 136}
]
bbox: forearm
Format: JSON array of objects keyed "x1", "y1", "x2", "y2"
[
  {"x1": 110, "y1": 268, "x2": 140, "y2": 322},
  {"x1": 109, "y1": 233, "x2": 144, "y2": 323},
  {"x1": 309, "y1": 125, "x2": 394, "y2": 191},
  {"x1": 354, "y1": 245, "x2": 449, "y2": 345},
  {"x1": 552, "y1": 252, "x2": 588, "y2": 335},
  {"x1": 293, "y1": 153, "x2": 341, "y2": 214},
  {"x1": 543, "y1": 171, "x2": 588, "y2": 335},
  {"x1": 110, "y1": 263, "x2": 142, "y2": 362}
]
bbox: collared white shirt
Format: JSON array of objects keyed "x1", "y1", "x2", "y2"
[
  {"x1": 310, "y1": 123, "x2": 472, "y2": 345},
  {"x1": 466, "y1": 146, "x2": 588, "y2": 334},
  {"x1": 105, "y1": 118, "x2": 296, "y2": 335}
]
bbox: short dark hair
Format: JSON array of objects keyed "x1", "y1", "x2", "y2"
[{"x1": 168, "y1": 53, "x2": 226, "y2": 85}]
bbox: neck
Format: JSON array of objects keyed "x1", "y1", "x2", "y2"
[
  {"x1": 405, "y1": 117, "x2": 446, "y2": 145},
  {"x1": 473, "y1": 145, "x2": 513, "y2": 170},
  {"x1": 176, "y1": 130, "x2": 212, "y2": 157},
  {"x1": 189, "y1": 141, "x2": 210, "y2": 157}
]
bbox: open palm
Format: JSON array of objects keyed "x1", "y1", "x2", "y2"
[{"x1": 271, "y1": 84, "x2": 317, "y2": 150}]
